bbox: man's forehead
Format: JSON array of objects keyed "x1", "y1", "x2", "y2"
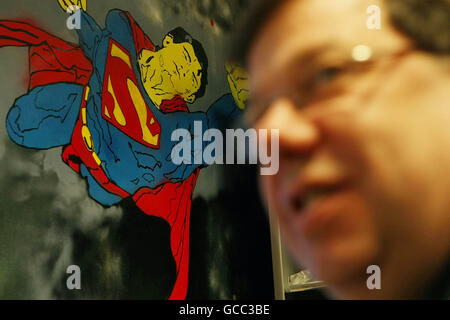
[{"x1": 248, "y1": 0, "x2": 388, "y2": 79}]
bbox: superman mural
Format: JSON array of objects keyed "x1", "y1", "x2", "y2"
[{"x1": 0, "y1": 0, "x2": 247, "y2": 299}]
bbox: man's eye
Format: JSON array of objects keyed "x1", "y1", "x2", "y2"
[
  {"x1": 302, "y1": 65, "x2": 350, "y2": 104},
  {"x1": 314, "y1": 66, "x2": 342, "y2": 85}
]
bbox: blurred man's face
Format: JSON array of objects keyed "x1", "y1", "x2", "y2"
[{"x1": 249, "y1": 0, "x2": 450, "y2": 298}]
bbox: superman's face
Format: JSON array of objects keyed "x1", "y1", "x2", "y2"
[
  {"x1": 160, "y1": 36, "x2": 203, "y2": 103},
  {"x1": 139, "y1": 35, "x2": 203, "y2": 105}
]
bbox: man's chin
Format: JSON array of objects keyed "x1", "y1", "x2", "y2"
[{"x1": 295, "y1": 236, "x2": 378, "y2": 285}]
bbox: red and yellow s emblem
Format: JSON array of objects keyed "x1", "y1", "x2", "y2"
[{"x1": 102, "y1": 39, "x2": 161, "y2": 148}]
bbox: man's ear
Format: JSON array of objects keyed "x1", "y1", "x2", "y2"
[{"x1": 163, "y1": 35, "x2": 174, "y2": 48}]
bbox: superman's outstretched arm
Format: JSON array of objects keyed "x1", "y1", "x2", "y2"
[
  {"x1": 76, "y1": 11, "x2": 102, "y2": 61},
  {"x1": 162, "y1": 64, "x2": 248, "y2": 179},
  {"x1": 58, "y1": 0, "x2": 102, "y2": 60}
]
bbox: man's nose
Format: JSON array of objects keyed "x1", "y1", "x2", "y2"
[{"x1": 254, "y1": 98, "x2": 320, "y2": 156}]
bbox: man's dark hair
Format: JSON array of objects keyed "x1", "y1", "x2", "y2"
[
  {"x1": 165, "y1": 27, "x2": 209, "y2": 101},
  {"x1": 387, "y1": 0, "x2": 450, "y2": 54},
  {"x1": 233, "y1": 0, "x2": 450, "y2": 63}
]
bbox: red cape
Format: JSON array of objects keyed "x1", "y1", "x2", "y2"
[{"x1": 0, "y1": 13, "x2": 194, "y2": 300}]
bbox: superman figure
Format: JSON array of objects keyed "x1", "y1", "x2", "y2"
[{"x1": 0, "y1": 0, "x2": 247, "y2": 299}]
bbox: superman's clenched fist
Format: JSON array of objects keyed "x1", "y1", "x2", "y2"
[{"x1": 58, "y1": 0, "x2": 87, "y2": 12}]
